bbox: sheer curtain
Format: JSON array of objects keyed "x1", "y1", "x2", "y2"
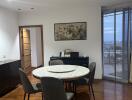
[
  {"x1": 122, "y1": 9, "x2": 129, "y2": 82},
  {"x1": 130, "y1": 8, "x2": 132, "y2": 83}
]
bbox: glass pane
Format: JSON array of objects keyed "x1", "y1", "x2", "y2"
[
  {"x1": 115, "y1": 11, "x2": 123, "y2": 80},
  {"x1": 103, "y1": 13, "x2": 115, "y2": 78},
  {"x1": 130, "y1": 9, "x2": 132, "y2": 82},
  {"x1": 131, "y1": 9, "x2": 132, "y2": 49},
  {"x1": 122, "y1": 10, "x2": 129, "y2": 81}
]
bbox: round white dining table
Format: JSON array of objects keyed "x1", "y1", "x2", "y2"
[{"x1": 32, "y1": 65, "x2": 90, "y2": 80}]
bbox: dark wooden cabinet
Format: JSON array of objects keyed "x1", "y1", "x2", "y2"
[
  {"x1": 50, "y1": 57, "x2": 89, "y2": 67},
  {"x1": 0, "y1": 60, "x2": 21, "y2": 97}
]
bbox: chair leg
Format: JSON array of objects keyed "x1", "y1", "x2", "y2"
[
  {"x1": 87, "y1": 85, "x2": 91, "y2": 100},
  {"x1": 90, "y1": 84, "x2": 95, "y2": 100},
  {"x1": 28, "y1": 94, "x2": 30, "y2": 100},
  {"x1": 65, "y1": 81, "x2": 68, "y2": 91},
  {"x1": 73, "y1": 83, "x2": 76, "y2": 94},
  {"x1": 88, "y1": 83, "x2": 91, "y2": 100},
  {"x1": 72, "y1": 82, "x2": 75, "y2": 92},
  {"x1": 24, "y1": 92, "x2": 26, "y2": 100},
  {"x1": 42, "y1": 93, "x2": 44, "y2": 100}
]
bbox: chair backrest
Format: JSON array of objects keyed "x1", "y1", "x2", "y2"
[
  {"x1": 88, "y1": 62, "x2": 96, "y2": 84},
  {"x1": 19, "y1": 68, "x2": 34, "y2": 93},
  {"x1": 40, "y1": 77, "x2": 67, "y2": 100},
  {"x1": 49, "y1": 59, "x2": 64, "y2": 65}
]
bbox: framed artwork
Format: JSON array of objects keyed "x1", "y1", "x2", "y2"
[{"x1": 54, "y1": 22, "x2": 87, "y2": 41}]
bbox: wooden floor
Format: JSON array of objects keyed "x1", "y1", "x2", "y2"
[{"x1": 1, "y1": 75, "x2": 132, "y2": 100}]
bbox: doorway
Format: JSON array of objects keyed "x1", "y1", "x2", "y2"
[
  {"x1": 19, "y1": 25, "x2": 44, "y2": 74},
  {"x1": 102, "y1": 9, "x2": 131, "y2": 83}
]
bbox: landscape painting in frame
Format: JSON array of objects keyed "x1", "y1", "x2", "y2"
[{"x1": 54, "y1": 22, "x2": 87, "y2": 41}]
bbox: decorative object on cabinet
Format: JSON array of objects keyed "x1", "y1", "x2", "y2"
[{"x1": 64, "y1": 49, "x2": 72, "y2": 57}]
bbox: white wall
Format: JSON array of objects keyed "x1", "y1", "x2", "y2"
[
  {"x1": 30, "y1": 27, "x2": 42, "y2": 67},
  {"x1": 0, "y1": 7, "x2": 20, "y2": 60},
  {"x1": 30, "y1": 28, "x2": 38, "y2": 67},
  {"x1": 19, "y1": 4, "x2": 102, "y2": 79},
  {"x1": 36, "y1": 27, "x2": 43, "y2": 67}
]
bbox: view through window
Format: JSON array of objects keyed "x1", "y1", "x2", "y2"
[{"x1": 103, "y1": 10, "x2": 130, "y2": 82}]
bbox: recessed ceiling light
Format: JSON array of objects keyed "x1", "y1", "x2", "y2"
[
  {"x1": 8, "y1": 0, "x2": 13, "y2": 2},
  {"x1": 30, "y1": 8, "x2": 34, "y2": 10},
  {"x1": 18, "y1": 8, "x2": 22, "y2": 11}
]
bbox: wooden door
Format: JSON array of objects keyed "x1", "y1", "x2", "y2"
[{"x1": 20, "y1": 28, "x2": 31, "y2": 74}]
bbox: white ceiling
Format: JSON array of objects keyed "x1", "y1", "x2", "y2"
[{"x1": 0, "y1": 0, "x2": 131, "y2": 12}]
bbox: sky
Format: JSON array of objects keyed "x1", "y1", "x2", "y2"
[{"x1": 103, "y1": 12, "x2": 123, "y2": 42}]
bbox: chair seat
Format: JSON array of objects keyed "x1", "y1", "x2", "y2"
[
  {"x1": 32, "y1": 83, "x2": 42, "y2": 93},
  {"x1": 66, "y1": 92, "x2": 74, "y2": 100},
  {"x1": 84, "y1": 78, "x2": 89, "y2": 83}
]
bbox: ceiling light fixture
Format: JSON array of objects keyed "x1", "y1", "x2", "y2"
[
  {"x1": 30, "y1": 8, "x2": 34, "y2": 10},
  {"x1": 18, "y1": 8, "x2": 22, "y2": 11},
  {"x1": 8, "y1": 0, "x2": 14, "y2": 2}
]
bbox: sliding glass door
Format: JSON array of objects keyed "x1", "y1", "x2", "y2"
[
  {"x1": 103, "y1": 9, "x2": 130, "y2": 82},
  {"x1": 103, "y1": 13, "x2": 115, "y2": 80},
  {"x1": 115, "y1": 11, "x2": 124, "y2": 81}
]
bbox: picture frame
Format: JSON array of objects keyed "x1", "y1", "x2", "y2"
[{"x1": 54, "y1": 22, "x2": 87, "y2": 41}]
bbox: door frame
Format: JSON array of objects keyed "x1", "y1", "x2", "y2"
[{"x1": 19, "y1": 25, "x2": 44, "y2": 68}]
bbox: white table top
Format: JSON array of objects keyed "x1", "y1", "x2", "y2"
[{"x1": 32, "y1": 65, "x2": 90, "y2": 80}]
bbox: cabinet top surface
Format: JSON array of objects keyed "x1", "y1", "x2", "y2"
[
  {"x1": 51, "y1": 56, "x2": 89, "y2": 58},
  {"x1": 0, "y1": 59, "x2": 20, "y2": 66}
]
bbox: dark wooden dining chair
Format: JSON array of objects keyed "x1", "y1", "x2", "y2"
[
  {"x1": 49, "y1": 59, "x2": 64, "y2": 65},
  {"x1": 87, "y1": 62, "x2": 96, "y2": 100},
  {"x1": 73, "y1": 62, "x2": 96, "y2": 100},
  {"x1": 19, "y1": 68, "x2": 43, "y2": 100},
  {"x1": 40, "y1": 77, "x2": 74, "y2": 100}
]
